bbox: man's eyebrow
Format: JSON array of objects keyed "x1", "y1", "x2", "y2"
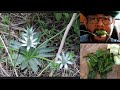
[{"x1": 87, "y1": 15, "x2": 96, "y2": 18}]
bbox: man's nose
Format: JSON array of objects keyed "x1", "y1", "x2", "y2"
[{"x1": 96, "y1": 19, "x2": 104, "y2": 27}]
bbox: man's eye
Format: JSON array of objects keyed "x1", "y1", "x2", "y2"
[
  {"x1": 103, "y1": 17, "x2": 110, "y2": 21},
  {"x1": 90, "y1": 17, "x2": 96, "y2": 20}
]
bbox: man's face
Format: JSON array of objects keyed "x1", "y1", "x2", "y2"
[{"x1": 84, "y1": 14, "x2": 115, "y2": 42}]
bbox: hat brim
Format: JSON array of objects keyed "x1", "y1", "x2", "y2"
[{"x1": 81, "y1": 11, "x2": 120, "y2": 18}]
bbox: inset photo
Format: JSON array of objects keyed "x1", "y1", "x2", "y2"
[
  {"x1": 0, "y1": 13, "x2": 80, "y2": 77},
  {"x1": 80, "y1": 43, "x2": 120, "y2": 79},
  {"x1": 80, "y1": 11, "x2": 120, "y2": 42}
]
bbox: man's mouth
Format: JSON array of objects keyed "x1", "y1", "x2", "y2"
[{"x1": 93, "y1": 30, "x2": 108, "y2": 37}]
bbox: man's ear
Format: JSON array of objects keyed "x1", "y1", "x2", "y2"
[{"x1": 113, "y1": 18, "x2": 115, "y2": 25}]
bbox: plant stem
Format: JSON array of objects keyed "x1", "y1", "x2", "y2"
[
  {"x1": 62, "y1": 68, "x2": 66, "y2": 77},
  {"x1": 0, "y1": 35, "x2": 18, "y2": 77},
  {"x1": 48, "y1": 13, "x2": 79, "y2": 77},
  {"x1": 56, "y1": 13, "x2": 77, "y2": 61},
  {"x1": 34, "y1": 56, "x2": 52, "y2": 62},
  {"x1": 49, "y1": 70, "x2": 55, "y2": 77},
  {"x1": 37, "y1": 64, "x2": 50, "y2": 77},
  {"x1": 80, "y1": 30, "x2": 97, "y2": 36}
]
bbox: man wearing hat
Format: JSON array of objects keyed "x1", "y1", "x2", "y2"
[{"x1": 80, "y1": 11, "x2": 120, "y2": 42}]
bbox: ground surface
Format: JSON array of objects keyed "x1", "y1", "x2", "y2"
[{"x1": 0, "y1": 13, "x2": 80, "y2": 77}]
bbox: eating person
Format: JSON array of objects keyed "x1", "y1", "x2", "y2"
[{"x1": 80, "y1": 11, "x2": 120, "y2": 42}]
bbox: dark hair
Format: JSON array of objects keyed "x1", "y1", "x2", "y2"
[{"x1": 81, "y1": 11, "x2": 119, "y2": 18}]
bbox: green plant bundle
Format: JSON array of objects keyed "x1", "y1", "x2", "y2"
[
  {"x1": 85, "y1": 49, "x2": 114, "y2": 79},
  {"x1": 95, "y1": 30, "x2": 107, "y2": 36}
]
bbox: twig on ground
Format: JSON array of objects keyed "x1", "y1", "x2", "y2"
[
  {"x1": 55, "y1": 13, "x2": 77, "y2": 61},
  {"x1": 73, "y1": 70, "x2": 80, "y2": 77},
  {"x1": 0, "y1": 63, "x2": 9, "y2": 76},
  {"x1": 49, "y1": 13, "x2": 77, "y2": 77},
  {"x1": 0, "y1": 22, "x2": 25, "y2": 31},
  {"x1": 37, "y1": 64, "x2": 50, "y2": 77},
  {"x1": 0, "y1": 31, "x2": 19, "y2": 39},
  {"x1": 11, "y1": 22, "x2": 26, "y2": 27},
  {"x1": 0, "y1": 35, "x2": 18, "y2": 77},
  {"x1": 62, "y1": 69, "x2": 66, "y2": 77}
]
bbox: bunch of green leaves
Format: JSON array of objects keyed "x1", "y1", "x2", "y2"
[
  {"x1": 95, "y1": 30, "x2": 107, "y2": 36},
  {"x1": 85, "y1": 49, "x2": 114, "y2": 79}
]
